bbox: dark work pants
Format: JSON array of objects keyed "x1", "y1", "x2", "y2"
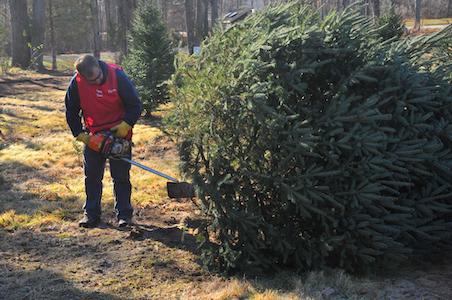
[{"x1": 83, "y1": 146, "x2": 133, "y2": 220}]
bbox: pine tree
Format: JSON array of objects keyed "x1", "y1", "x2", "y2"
[
  {"x1": 376, "y1": 5, "x2": 405, "y2": 41},
  {"x1": 166, "y1": 3, "x2": 452, "y2": 273},
  {"x1": 123, "y1": 0, "x2": 174, "y2": 115}
]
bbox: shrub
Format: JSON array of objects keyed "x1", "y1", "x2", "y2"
[
  {"x1": 123, "y1": 0, "x2": 175, "y2": 115},
  {"x1": 166, "y1": 3, "x2": 452, "y2": 273},
  {"x1": 376, "y1": 6, "x2": 405, "y2": 41}
]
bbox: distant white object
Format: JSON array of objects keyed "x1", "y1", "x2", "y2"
[
  {"x1": 193, "y1": 46, "x2": 201, "y2": 55},
  {"x1": 222, "y1": 8, "x2": 253, "y2": 28}
]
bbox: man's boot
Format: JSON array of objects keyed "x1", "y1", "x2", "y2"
[
  {"x1": 79, "y1": 215, "x2": 100, "y2": 228},
  {"x1": 118, "y1": 217, "x2": 132, "y2": 228}
]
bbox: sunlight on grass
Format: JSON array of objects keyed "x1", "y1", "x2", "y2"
[
  {"x1": 251, "y1": 291, "x2": 299, "y2": 300},
  {"x1": 42, "y1": 52, "x2": 118, "y2": 71},
  {"x1": 56, "y1": 232, "x2": 76, "y2": 239},
  {"x1": 32, "y1": 112, "x2": 68, "y2": 132},
  {"x1": 132, "y1": 124, "x2": 164, "y2": 147},
  {"x1": 0, "y1": 209, "x2": 62, "y2": 230},
  {"x1": 0, "y1": 145, "x2": 47, "y2": 167},
  {"x1": 1, "y1": 94, "x2": 62, "y2": 108},
  {"x1": 0, "y1": 96, "x2": 67, "y2": 138},
  {"x1": 405, "y1": 18, "x2": 452, "y2": 27},
  {"x1": 202, "y1": 279, "x2": 253, "y2": 300}
]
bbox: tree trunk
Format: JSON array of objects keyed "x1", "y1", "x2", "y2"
[
  {"x1": 195, "y1": 0, "x2": 209, "y2": 46},
  {"x1": 447, "y1": 0, "x2": 452, "y2": 18},
  {"x1": 104, "y1": 0, "x2": 116, "y2": 50},
  {"x1": 117, "y1": 0, "x2": 132, "y2": 60},
  {"x1": 413, "y1": 0, "x2": 421, "y2": 32},
  {"x1": 342, "y1": 0, "x2": 349, "y2": 9},
  {"x1": 9, "y1": 0, "x2": 30, "y2": 68},
  {"x1": 32, "y1": 0, "x2": 45, "y2": 71},
  {"x1": 90, "y1": 0, "x2": 101, "y2": 59},
  {"x1": 48, "y1": 0, "x2": 57, "y2": 70},
  {"x1": 372, "y1": 0, "x2": 380, "y2": 18},
  {"x1": 185, "y1": 0, "x2": 195, "y2": 54},
  {"x1": 211, "y1": 0, "x2": 219, "y2": 30},
  {"x1": 159, "y1": 0, "x2": 168, "y2": 23}
]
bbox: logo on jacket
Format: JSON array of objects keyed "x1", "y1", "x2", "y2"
[
  {"x1": 108, "y1": 89, "x2": 117, "y2": 94},
  {"x1": 96, "y1": 89, "x2": 103, "y2": 98}
]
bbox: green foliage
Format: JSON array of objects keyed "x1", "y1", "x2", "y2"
[
  {"x1": 123, "y1": 0, "x2": 175, "y2": 114},
  {"x1": 428, "y1": 25, "x2": 452, "y2": 83},
  {"x1": 166, "y1": 2, "x2": 452, "y2": 273},
  {"x1": 376, "y1": 6, "x2": 405, "y2": 41}
]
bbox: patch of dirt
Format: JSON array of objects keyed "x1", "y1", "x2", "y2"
[{"x1": 0, "y1": 198, "x2": 209, "y2": 300}]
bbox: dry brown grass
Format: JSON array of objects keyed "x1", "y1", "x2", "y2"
[
  {"x1": 404, "y1": 18, "x2": 452, "y2": 27},
  {"x1": 0, "y1": 75, "x2": 181, "y2": 229}
]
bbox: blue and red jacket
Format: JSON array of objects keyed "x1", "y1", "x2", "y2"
[{"x1": 65, "y1": 60, "x2": 142, "y2": 139}]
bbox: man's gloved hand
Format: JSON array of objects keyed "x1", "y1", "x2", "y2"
[
  {"x1": 110, "y1": 121, "x2": 132, "y2": 138},
  {"x1": 76, "y1": 133, "x2": 90, "y2": 145}
]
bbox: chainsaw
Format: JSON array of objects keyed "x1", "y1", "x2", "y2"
[{"x1": 86, "y1": 131, "x2": 195, "y2": 199}]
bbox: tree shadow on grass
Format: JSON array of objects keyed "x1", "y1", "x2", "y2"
[
  {"x1": 139, "y1": 114, "x2": 163, "y2": 128},
  {"x1": 0, "y1": 262, "x2": 126, "y2": 300},
  {"x1": 131, "y1": 222, "x2": 199, "y2": 252},
  {"x1": 2, "y1": 101, "x2": 56, "y2": 113},
  {"x1": 0, "y1": 160, "x2": 82, "y2": 224},
  {"x1": 0, "y1": 228, "x2": 127, "y2": 300}
]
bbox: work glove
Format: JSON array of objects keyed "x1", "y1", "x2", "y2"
[
  {"x1": 110, "y1": 121, "x2": 132, "y2": 138},
  {"x1": 76, "y1": 133, "x2": 90, "y2": 145}
]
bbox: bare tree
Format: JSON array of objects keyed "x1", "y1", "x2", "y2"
[
  {"x1": 211, "y1": 0, "x2": 219, "y2": 30},
  {"x1": 195, "y1": 0, "x2": 209, "y2": 46},
  {"x1": 219, "y1": 0, "x2": 225, "y2": 17},
  {"x1": 342, "y1": 0, "x2": 349, "y2": 9},
  {"x1": 159, "y1": 0, "x2": 168, "y2": 23},
  {"x1": 448, "y1": 0, "x2": 452, "y2": 17},
  {"x1": 372, "y1": 0, "x2": 380, "y2": 17},
  {"x1": 117, "y1": 0, "x2": 133, "y2": 60},
  {"x1": 47, "y1": 0, "x2": 56, "y2": 70},
  {"x1": 32, "y1": 0, "x2": 45, "y2": 70},
  {"x1": 9, "y1": 0, "x2": 30, "y2": 68},
  {"x1": 185, "y1": 0, "x2": 195, "y2": 54},
  {"x1": 90, "y1": 0, "x2": 101, "y2": 58},
  {"x1": 413, "y1": 0, "x2": 421, "y2": 31},
  {"x1": 104, "y1": 0, "x2": 116, "y2": 50}
]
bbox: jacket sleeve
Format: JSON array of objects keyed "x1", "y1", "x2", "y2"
[
  {"x1": 116, "y1": 69, "x2": 143, "y2": 126},
  {"x1": 64, "y1": 76, "x2": 83, "y2": 137}
]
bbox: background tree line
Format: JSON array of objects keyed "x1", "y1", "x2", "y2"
[{"x1": 0, "y1": 0, "x2": 450, "y2": 70}]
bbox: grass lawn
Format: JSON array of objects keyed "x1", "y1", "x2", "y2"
[{"x1": 405, "y1": 18, "x2": 452, "y2": 27}]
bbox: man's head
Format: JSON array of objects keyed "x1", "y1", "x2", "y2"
[{"x1": 75, "y1": 55, "x2": 103, "y2": 85}]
